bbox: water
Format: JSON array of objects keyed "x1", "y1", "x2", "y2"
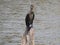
[{"x1": 0, "y1": 0, "x2": 60, "y2": 45}]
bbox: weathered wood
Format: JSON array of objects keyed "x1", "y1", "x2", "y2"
[
  {"x1": 21, "y1": 28, "x2": 35, "y2": 45},
  {"x1": 29, "y1": 28, "x2": 35, "y2": 45}
]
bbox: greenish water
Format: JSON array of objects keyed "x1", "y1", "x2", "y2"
[{"x1": 0, "y1": 0, "x2": 60, "y2": 45}]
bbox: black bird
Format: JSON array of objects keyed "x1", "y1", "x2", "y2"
[{"x1": 25, "y1": 5, "x2": 35, "y2": 34}]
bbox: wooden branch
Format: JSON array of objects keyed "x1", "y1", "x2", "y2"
[{"x1": 21, "y1": 28, "x2": 35, "y2": 45}]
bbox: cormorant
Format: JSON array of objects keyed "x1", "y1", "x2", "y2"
[{"x1": 25, "y1": 4, "x2": 35, "y2": 34}]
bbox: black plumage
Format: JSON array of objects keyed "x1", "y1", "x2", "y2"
[
  {"x1": 25, "y1": 5, "x2": 35, "y2": 34},
  {"x1": 25, "y1": 12, "x2": 34, "y2": 26}
]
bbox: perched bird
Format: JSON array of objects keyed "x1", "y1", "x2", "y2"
[{"x1": 25, "y1": 4, "x2": 35, "y2": 34}]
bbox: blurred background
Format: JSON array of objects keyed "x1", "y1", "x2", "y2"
[{"x1": 0, "y1": 0, "x2": 60, "y2": 45}]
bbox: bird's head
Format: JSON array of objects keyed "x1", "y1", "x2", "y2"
[
  {"x1": 30, "y1": 4, "x2": 34, "y2": 14},
  {"x1": 30, "y1": 4, "x2": 34, "y2": 10}
]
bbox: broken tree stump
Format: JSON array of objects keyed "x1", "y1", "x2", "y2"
[{"x1": 21, "y1": 28, "x2": 35, "y2": 45}]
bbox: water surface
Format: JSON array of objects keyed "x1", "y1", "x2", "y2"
[{"x1": 0, "y1": 0, "x2": 60, "y2": 45}]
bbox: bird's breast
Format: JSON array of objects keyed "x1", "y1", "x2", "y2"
[{"x1": 29, "y1": 14, "x2": 33, "y2": 20}]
